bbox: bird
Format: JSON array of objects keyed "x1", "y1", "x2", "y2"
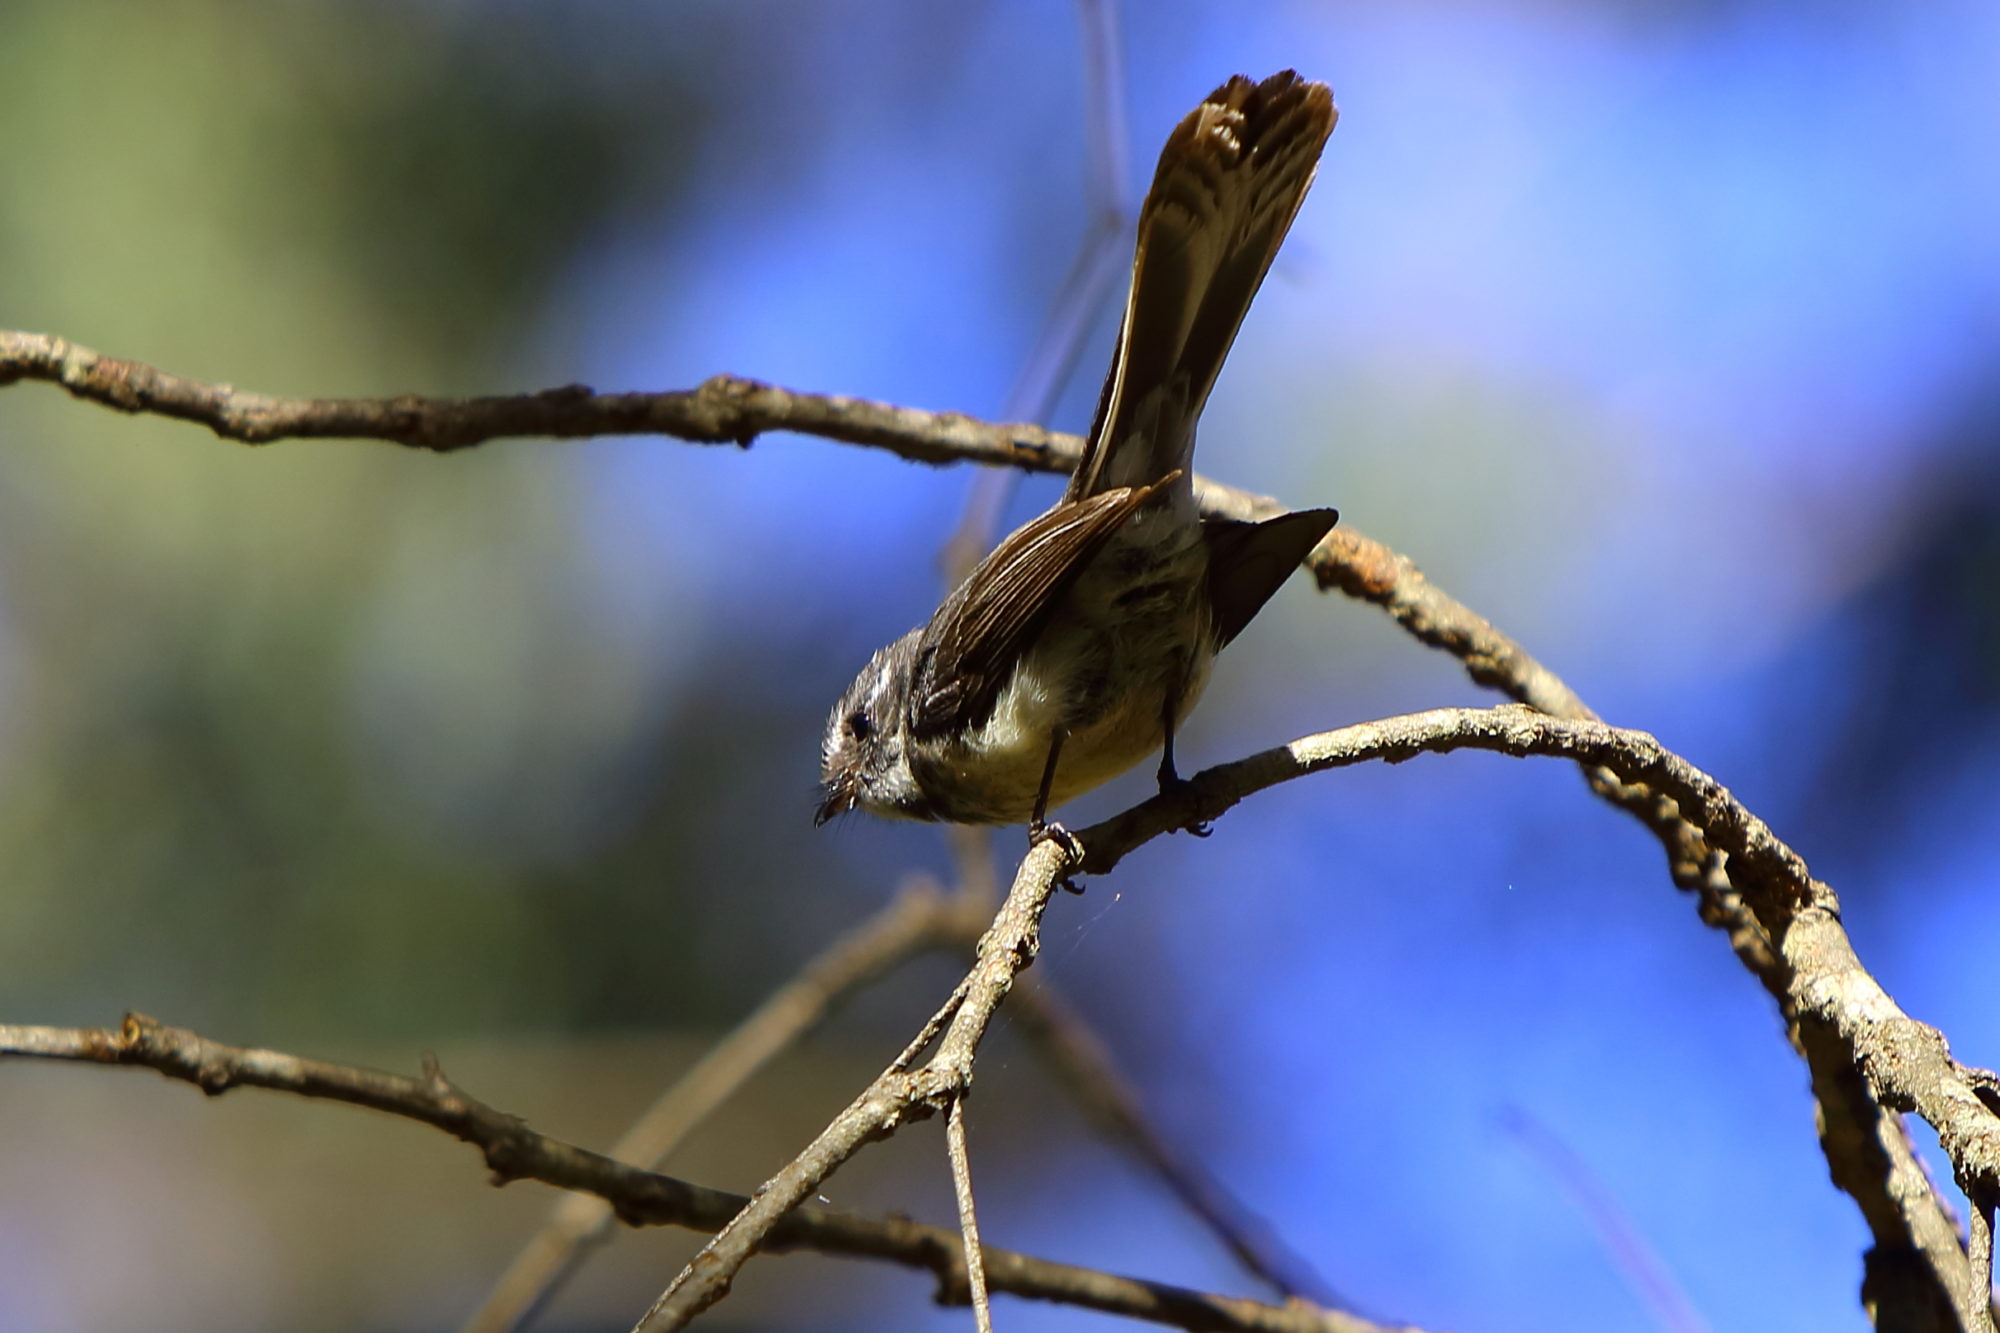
[{"x1": 817, "y1": 70, "x2": 1339, "y2": 839}]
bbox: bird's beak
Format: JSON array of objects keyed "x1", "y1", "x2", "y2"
[{"x1": 814, "y1": 780, "x2": 858, "y2": 827}]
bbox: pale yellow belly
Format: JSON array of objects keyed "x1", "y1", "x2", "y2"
[{"x1": 939, "y1": 640, "x2": 1214, "y2": 823}]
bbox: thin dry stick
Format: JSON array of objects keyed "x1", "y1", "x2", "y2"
[
  {"x1": 940, "y1": 218, "x2": 1126, "y2": 585},
  {"x1": 1075, "y1": 0, "x2": 1131, "y2": 223},
  {"x1": 948, "y1": 1096, "x2": 997, "y2": 1333},
  {"x1": 1006, "y1": 977, "x2": 1339, "y2": 1304},
  {"x1": 0, "y1": 1015, "x2": 1402, "y2": 1333},
  {"x1": 461, "y1": 878, "x2": 978, "y2": 1333},
  {"x1": 1499, "y1": 1109, "x2": 1711, "y2": 1333},
  {"x1": 0, "y1": 330, "x2": 1080, "y2": 460},
  {"x1": 939, "y1": 0, "x2": 1130, "y2": 593}
]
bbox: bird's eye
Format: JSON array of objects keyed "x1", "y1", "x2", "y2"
[{"x1": 846, "y1": 710, "x2": 872, "y2": 740}]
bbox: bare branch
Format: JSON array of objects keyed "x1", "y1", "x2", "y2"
[
  {"x1": 8, "y1": 326, "x2": 1991, "y2": 1321},
  {"x1": 463, "y1": 878, "x2": 979, "y2": 1333},
  {"x1": 632, "y1": 834, "x2": 1082, "y2": 1330},
  {"x1": 11, "y1": 704, "x2": 1990, "y2": 1327},
  {"x1": 1073, "y1": 709, "x2": 2000, "y2": 1255},
  {"x1": 1075, "y1": 0, "x2": 1132, "y2": 224},
  {"x1": 614, "y1": 703, "x2": 2000, "y2": 1332},
  {"x1": 0, "y1": 332, "x2": 1656, "y2": 736},
  {"x1": 0, "y1": 1014, "x2": 1410, "y2": 1333},
  {"x1": 0, "y1": 1013, "x2": 734, "y2": 1219},
  {"x1": 0, "y1": 329, "x2": 1076, "y2": 461},
  {"x1": 0, "y1": 332, "x2": 1585, "y2": 730},
  {"x1": 1499, "y1": 1109, "x2": 1712, "y2": 1333}
]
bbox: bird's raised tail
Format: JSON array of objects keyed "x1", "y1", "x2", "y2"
[{"x1": 1069, "y1": 71, "x2": 1337, "y2": 500}]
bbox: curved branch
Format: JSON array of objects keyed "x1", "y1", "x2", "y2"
[
  {"x1": 1076, "y1": 708, "x2": 2000, "y2": 1237},
  {"x1": 0, "y1": 331, "x2": 1593, "y2": 729},
  {"x1": 9, "y1": 705, "x2": 1996, "y2": 1327}
]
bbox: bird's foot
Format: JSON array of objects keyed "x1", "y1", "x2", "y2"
[
  {"x1": 1028, "y1": 818, "x2": 1086, "y2": 892},
  {"x1": 1156, "y1": 774, "x2": 1213, "y2": 837}
]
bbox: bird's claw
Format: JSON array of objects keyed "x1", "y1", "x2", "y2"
[
  {"x1": 1157, "y1": 775, "x2": 1213, "y2": 837},
  {"x1": 1028, "y1": 818, "x2": 1086, "y2": 892}
]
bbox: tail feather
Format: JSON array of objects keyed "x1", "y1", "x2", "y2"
[
  {"x1": 1202, "y1": 506, "x2": 1341, "y2": 648},
  {"x1": 1071, "y1": 72, "x2": 1337, "y2": 499}
]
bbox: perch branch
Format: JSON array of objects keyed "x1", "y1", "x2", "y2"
[
  {"x1": 620, "y1": 704, "x2": 2000, "y2": 1332},
  {"x1": 10, "y1": 705, "x2": 1993, "y2": 1326},
  {"x1": 1074, "y1": 707, "x2": 2000, "y2": 1266}
]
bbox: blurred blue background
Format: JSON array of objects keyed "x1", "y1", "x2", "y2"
[{"x1": 2, "y1": 1, "x2": 1996, "y2": 1330}]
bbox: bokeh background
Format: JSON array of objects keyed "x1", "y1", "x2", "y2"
[{"x1": 3, "y1": 1, "x2": 1997, "y2": 1330}]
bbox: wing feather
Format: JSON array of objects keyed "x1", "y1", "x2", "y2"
[{"x1": 908, "y1": 475, "x2": 1177, "y2": 738}]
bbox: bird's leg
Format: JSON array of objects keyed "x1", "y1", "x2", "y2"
[
  {"x1": 1156, "y1": 672, "x2": 1211, "y2": 837},
  {"x1": 1028, "y1": 732, "x2": 1082, "y2": 885}
]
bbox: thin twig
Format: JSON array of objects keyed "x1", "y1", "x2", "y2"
[
  {"x1": 461, "y1": 878, "x2": 976, "y2": 1333},
  {"x1": 948, "y1": 1096, "x2": 997, "y2": 1333},
  {"x1": 0, "y1": 1015, "x2": 1401, "y2": 1333},
  {"x1": 1499, "y1": 1109, "x2": 1711, "y2": 1333},
  {"x1": 1007, "y1": 977, "x2": 1341, "y2": 1305},
  {"x1": 0, "y1": 331, "x2": 1667, "y2": 740},
  {"x1": 940, "y1": 212, "x2": 1126, "y2": 586},
  {"x1": 1076, "y1": 0, "x2": 1131, "y2": 224},
  {"x1": 0, "y1": 333, "x2": 1614, "y2": 732}
]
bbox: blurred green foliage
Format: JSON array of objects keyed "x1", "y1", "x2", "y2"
[{"x1": 0, "y1": 0, "x2": 850, "y2": 1045}]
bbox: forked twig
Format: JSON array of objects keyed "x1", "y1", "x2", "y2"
[
  {"x1": 461, "y1": 879, "x2": 978, "y2": 1333},
  {"x1": 631, "y1": 835, "x2": 1082, "y2": 1331}
]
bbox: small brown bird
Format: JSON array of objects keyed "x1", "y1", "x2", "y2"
[{"x1": 819, "y1": 71, "x2": 1339, "y2": 834}]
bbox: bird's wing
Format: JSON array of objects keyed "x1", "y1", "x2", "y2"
[{"x1": 908, "y1": 476, "x2": 1175, "y2": 740}]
